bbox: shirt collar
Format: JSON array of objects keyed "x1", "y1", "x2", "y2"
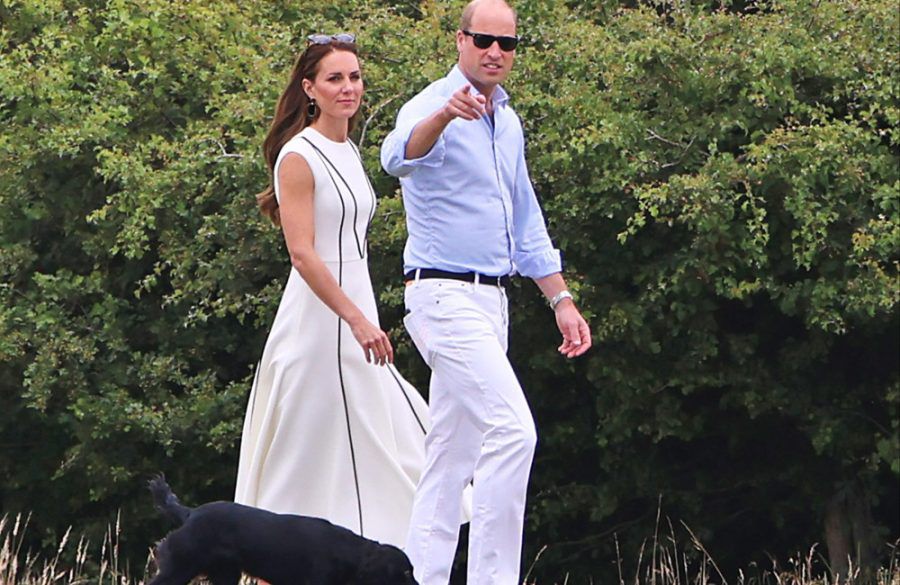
[{"x1": 448, "y1": 65, "x2": 510, "y2": 109}]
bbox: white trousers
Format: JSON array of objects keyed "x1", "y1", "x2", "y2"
[{"x1": 403, "y1": 278, "x2": 537, "y2": 585}]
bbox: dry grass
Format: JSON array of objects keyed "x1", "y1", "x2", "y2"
[
  {"x1": 0, "y1": 513, "x2": 150, "y2": 585},
  {"x1": 521, "y1": 507, "x2": 900, "y2": 585},
  {"x1": 2, "y1": 513, "x2": 898, "y2": 585}
]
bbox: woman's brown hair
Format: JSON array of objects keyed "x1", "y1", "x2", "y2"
[{"x1": 257, "y1": 40, "x2": 360, "y2": 226}]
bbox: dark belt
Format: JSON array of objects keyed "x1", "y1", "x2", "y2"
[{"x1": 404, "y1": 269, "x2": 510, "y2": 287}]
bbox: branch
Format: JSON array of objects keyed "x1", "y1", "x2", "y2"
[
  {"x1": 646, "y1": 129, "x2": 696, "y2": 169},
  {"x1": 660, "y1": 137, "x2": 696, "y2": 169},
  {"x1": 198, "y1": 138, "x2": 244, "y2": 160},
  {"x1": 646, "y1": 129, "x2": 691, "y2": 149},
  {"x1": 359, "y1": 93, "x2": 401, "y2": 150},
  {"x1": 215, "y1": 139, "x2": 243, "y2": 159}
]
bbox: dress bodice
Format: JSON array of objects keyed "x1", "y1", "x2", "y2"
[{"x1": 274, "y1": 127, "x2": 376, "y2": 263}]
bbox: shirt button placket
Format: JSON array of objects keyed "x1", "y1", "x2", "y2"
[{"x1": 492, "y1": 131, "x2": 515, "y2": 274}]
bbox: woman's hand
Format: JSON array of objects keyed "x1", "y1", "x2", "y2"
[{"x1": 348, "y1": 316, "x2": 394, "y2": 366}]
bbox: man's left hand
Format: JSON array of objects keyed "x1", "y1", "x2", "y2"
[{"x1": 554, "y1": 300, "x2": 592, "y2": 358}]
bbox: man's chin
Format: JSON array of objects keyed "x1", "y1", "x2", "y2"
[{"x1": 476, "y1": 73, "x2": 507, "y2": 88}]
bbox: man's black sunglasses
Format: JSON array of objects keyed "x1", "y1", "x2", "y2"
[{"x1": 461, "y1": 30, "x2": 519, "y2": 51}]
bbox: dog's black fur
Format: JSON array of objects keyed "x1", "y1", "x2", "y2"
[{"x1": 148, "y1": 475, "x2": 418, "y2": 585}]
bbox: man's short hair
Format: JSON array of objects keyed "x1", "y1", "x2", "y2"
[{"x1": 460, "y1": 0, "x2": 518, "y2": 31}]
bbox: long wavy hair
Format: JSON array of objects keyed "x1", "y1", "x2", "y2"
[{"x1": 257, "y1": 40, "x2": 361, "y2": 226}]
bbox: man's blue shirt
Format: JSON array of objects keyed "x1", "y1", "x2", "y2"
[{"x1": 380, "y1": 65, "x2": 561, "y2": 279}]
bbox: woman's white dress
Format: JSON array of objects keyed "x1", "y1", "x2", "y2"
[{"x1": 235, "y1": 126, "x2": 430, "y2": 547}]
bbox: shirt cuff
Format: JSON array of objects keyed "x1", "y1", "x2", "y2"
[{"x1": 513, "y1": 248, "x2": 562, "y2": 279}]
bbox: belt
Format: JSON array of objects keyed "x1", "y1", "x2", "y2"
[{"x1": 404, "y1": 269, "x2": 511, "y2": 287}]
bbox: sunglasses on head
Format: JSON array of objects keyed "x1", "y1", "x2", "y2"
[
  {"x1": 307, "y1": 33, "x2": 356, "y2": 45},
  {"x1": 462, "y1": 30, "x2": 519, "y2": 51}
]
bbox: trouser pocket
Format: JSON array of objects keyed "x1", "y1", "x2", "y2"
[
  {"x1": 405, "y1": 310, "x2": 434, "y2": 367},
  {"x1": 404, "y1": 286, "x2": 435, "y2": 367}
]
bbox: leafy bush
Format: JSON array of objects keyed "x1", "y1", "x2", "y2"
[{"x1": 1, "y1": 0, "x2": 896, "y2": 580}]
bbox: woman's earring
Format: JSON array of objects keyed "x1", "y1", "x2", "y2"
[{"x1": 307, "y1": 99, "x2": 317, "y2": 118}]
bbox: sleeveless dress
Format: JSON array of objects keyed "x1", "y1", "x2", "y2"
[{"x1": 234, "y1": 126, "x2": 430, "y2": 547}]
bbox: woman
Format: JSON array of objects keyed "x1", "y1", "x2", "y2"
[{"x1": 235, "y1": 34, "x2": 429, "y2": 548}]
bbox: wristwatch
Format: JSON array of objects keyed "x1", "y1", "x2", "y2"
[{"x1": 549, "y1": 290, "x2": 573, "y2": 311}]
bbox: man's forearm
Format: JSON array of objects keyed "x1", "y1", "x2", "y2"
[{"x1": 404, "y1": 108, "x2": 452, "y2": 160}]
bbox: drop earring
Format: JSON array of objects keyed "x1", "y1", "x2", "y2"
[{"x1": 307, "y1": 98, "x2": 317, "y2": 118}]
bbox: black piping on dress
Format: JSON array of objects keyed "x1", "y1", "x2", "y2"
[{"x1": 302, "y1": 136, "x2": 365, "y2": 536}]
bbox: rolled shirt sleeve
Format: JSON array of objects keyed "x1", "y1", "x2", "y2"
[
  {"x1": 511, "y1": 150, "x2": 562, "y2": 279},
  {"x1": 381, "y1": 96, "x2": 448, "y2": 178}
]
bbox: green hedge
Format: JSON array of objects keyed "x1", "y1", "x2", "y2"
[{"x1": 1, "y1": 0, "x2": 897, "y2": 580}]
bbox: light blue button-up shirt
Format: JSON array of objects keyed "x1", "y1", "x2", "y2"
[{"x1": 380, "y1": 65, "x2": 562, "y2": 279}]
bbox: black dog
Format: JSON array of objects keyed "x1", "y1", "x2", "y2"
[{"x1": 148, "y1": 476, "x2": 418, "y2": 585}]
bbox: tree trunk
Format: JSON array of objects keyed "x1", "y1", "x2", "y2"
[
  {"x1": 824, "y1": 482, "x2": 879, "y2": 582},
  {"x1": 825, "y1": 490, "x2": 852, "y2": 581},
  {"x1": 847, "y1": 483, "x2": 879, "y2": 578}
]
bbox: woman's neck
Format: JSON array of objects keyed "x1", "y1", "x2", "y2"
[{"x1": 309, "y1": 116, "x2": 349, "y2": 142}]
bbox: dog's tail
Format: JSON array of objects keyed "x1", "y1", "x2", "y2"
[{"x1": 148, "y1": 474, "x2": 192, "y2": 526}]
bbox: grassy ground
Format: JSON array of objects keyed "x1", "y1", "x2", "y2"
[{"x1": 2, "y1": 514, "x2": 898, "y2": 585}]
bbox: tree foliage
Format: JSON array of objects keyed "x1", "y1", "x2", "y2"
[
  {"x1": 507, "y1": 0, "x2": 898, "y2": 576},
  {"x1": 1, "y1": 0, "x2": 897, "y2": 580}
]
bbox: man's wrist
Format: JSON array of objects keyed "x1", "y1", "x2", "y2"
[
  {"x1": 436, "y1": 104, "x2": 455, "y2": 126},
  {"x1": 549, "y1": 290, "x2": 573, "y2": 311}
]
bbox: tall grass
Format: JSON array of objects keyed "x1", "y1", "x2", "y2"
[
  {"x1": 2, "y1": 513, "x2": 898, "y2": 585},
  {"x1": 521, "y1": 507, "x2": 900, "y2": 585},
  {"x1": 0, "y1": 514, "x2": 150, "y2": 585}
]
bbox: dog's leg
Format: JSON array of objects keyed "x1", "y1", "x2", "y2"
[{"x1": 148, "y1": 529, "x2": 202, "y2": 585}]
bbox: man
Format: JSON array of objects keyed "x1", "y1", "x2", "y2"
[{"x1": 380, "y1": 0, "x2": 592, "y2": 583}]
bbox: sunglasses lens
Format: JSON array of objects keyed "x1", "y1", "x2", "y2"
[
  {"x1": 307, "y1": 33, "x2": 356, "y2": 45},
  {"x1": 498, "y1": 37, "x2": 518, "y2": 51},
  {"x1": 472, "y1": 34, "x2": 493, "y2": 49},
  {"x1": 468, "y1": 32, "x2": 517, "y2": 51}
]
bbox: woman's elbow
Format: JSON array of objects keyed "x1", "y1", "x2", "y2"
[{"x1": 288, "y1": 248, "x2": 316, "y2": 275}]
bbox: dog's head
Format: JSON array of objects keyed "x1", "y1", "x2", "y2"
[{"x1": 355, "y1": 543, "x2": 418, "y2": 585}]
